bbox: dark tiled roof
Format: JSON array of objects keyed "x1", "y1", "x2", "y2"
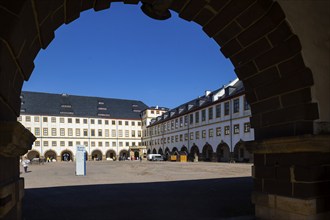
[
  {"x1": 148, "y1": 79, "x2": 246, "y2": 126},
  {"x1": 20, "y1": 91, "x2": 148, "y2": 119}
]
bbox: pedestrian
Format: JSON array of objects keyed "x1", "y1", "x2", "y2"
[{"x1": 21, "y1": 157, "x2": 30, "y2": 173}]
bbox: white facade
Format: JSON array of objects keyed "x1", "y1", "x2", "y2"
[
  {"x1": 19, "y1": 115, "x2": 142, "y2": 161},
  {"x1": 143, "y1": 80, "x2": 254, "y2": 162}
]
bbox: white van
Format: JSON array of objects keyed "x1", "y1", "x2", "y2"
[{"x1": 147, "y1": 154, "x2": 162, "y2": 161}]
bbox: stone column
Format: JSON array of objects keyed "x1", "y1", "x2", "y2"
[
  {"x1": 247, "y1": 135, "x2": 330, "y2": 220},
  {"x1": 0, "y1": 121, "x2": 35, "y2": 220}
]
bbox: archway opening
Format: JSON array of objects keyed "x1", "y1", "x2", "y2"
[
  {"x1": 44, "y1": 150, "x2": 57, "y2": 162},
  {"x1": 202, "y1": 144, "x2": 214, "y2": 162},
  {"x1": 61, "y1": 150, "x2": 73, "y2": 162},
  {"x1": 91, "y1": 150, "x2": 103, "y2": 161},
  {"x1": 216, "y1": 142, "x2": 230, "y2": 162},
  {"x1": 106, "y1": 150, "x2": 116, "y2": 161}
]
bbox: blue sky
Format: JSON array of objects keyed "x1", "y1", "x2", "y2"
[{"x1": 22, "y1": 2, "x2": 236, "y2": 109}]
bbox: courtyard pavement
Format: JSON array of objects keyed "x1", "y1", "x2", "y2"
[{"x1": 21, "y1": 161, "x2": 255, "y2": 220}]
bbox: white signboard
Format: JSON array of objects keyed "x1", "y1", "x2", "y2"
[{"x1": 76, "y1": 145, "x2": 86, "y2": 176}]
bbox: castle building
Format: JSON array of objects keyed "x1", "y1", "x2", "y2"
[
  {"x1": 19, "y1": 78, "x2": 254, "y2": 162},
  {"x1": 18, "y1": 92, "x2": 148, "y2": 161},
  {"x1": 142, "y1": 78, "x2": 254, "y2": 162}
]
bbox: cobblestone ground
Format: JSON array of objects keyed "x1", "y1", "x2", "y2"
[{"x1": 22, "y1": 161, "x2": 255, "y2": 220}]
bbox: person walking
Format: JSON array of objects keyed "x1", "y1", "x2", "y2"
[{"x1": 21, "y1": 157, "x2": 30, "y2": 173}]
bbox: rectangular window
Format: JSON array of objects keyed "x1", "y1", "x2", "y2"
[
  {"x1": 225, "y1": 126, "x2": 230, "y2": 135},
  {"x1": 175, "y1": 119, "x2": 178, "y2": 128},
  {"x1": 44, "y1": 141, "x2": 48, "y2": 147},
  {"x1": 138, "y1": 130, "x2": 141, "y2": 137},
  {"x1": 83, "y1": 119, "x2": 87, "y2": 124},
  {"x1": 26, "y1": 116, "x2": 31, "y2": 122},
  {"x1": 112, "y1": 120, "x2": 116, "y2": 125},
  {"x1": 171, "y1": 136, "x2": 174, "y2": 143},
  {"x1": 180, "y1": 134, "x2": 183, "y2": 142},
  {"x1": 216, "y1": 127, "x2": 221, "y2": 136},
  {"x1": 125, "y1": 130, "x2": 129, "y2": 137},
  {"x1": 105, "y1": 142, "x2": 109, "y2": 147},
  {"x1": 131, "y1": 130, "x2": 136, "y2": 137},
  {"x1": 52, "y1": 141, "x2": 56, "y2": 147},
  {"x1": 233, "y1": 98, "x2": 240, "y2": 113},
  {"x1": 43, "y1": 117, "x2": 48, "y2": 122},
  {"x1": 43, "y1": 128, "x2": 48, "y2": 136},
  {"x1": 118, "y1": 121, "x2": 122, "y2": 125},
  {"x1": 208, "y1": 107, "x2": 213, "y2": 120},
  {"x1": 190, "y1": 132, "x2": 194, "y2": 140},
  {"x1": 119, "y1": 142, "x2": 123, "y2": 147},
  {"x1": 234, "y1": 124, "x2": 240, "y2": 134},
  {"x1": 175, "y1": 135, "x2": 178, "y2": 142},
  {"x1": 216, "y1": 104, "x2": 221, "y2": 118},
  {"x1": 98, "y1": 129, "x2": 102, "y2": 137},
  {"x1": 76, "y1": 118, "x2": 80, "y2": 124},
  {"x1": 190, "y1": 114, "x2": 193, "y2": 124},
  {"x1": 195, "y1": 131, "x2": 200, "y2": 139},
  {"x1": 35, "y1": 141, "x2": 40, "y2": 147},
  {"x1": 68, "y1": 128, "x2": 73, "y2": 136},
  {"x1": 35, "y1": 127, "x2": 40, "y2": 136},
  {"x1": 60, "y1": 118, "x2": 64, "y2": 123},
  {"x1": 91, "y1": 119, "x2": 94, "y2": 124},
  {"x1": 138, "y1": 122, "x2": 141, "y2": 126},
  {"x1": 98, "y1": 142, "x2": 103, "y2": 147},
  {"x1": 202, "y1": 130, "x2": 206, "y2": 138},
  {"x1": 35, "y1": 116, "x2": 39, "y2": 122},
  {"x1": 76, "y1": 128, "x2": 80, "y2": 136},
  {"x1": 244, "y1": 122, "x2": 251, "y2": 133},
  {"x1": 91, "y1": 129, "x2": 95, "y2": 136},
  {"x1": 195, "y1": 112, "x2": 199, "y2": 123},
  {"x1": 105, "y1": 129, "x2": 109, "y2": 137},
  {"x1": 131, "y1": 121, "x2": 135, "y2": 126},
  {"x1": 83, "y1": 129, "x2": 88, "y2": 136},
  {"x1": 184, "y1": 115, "x2": 188, "y2": 126},
  {"x1": 84, "y1": 141, "x2": 88, "y2": 147},
  {"x1": 126, "y1": 142, "x2": 129, "y2": 147},
  {"x1": 105, "y1": 120, "x2": 109, "y2": 125},
  {"x1": 60, "y1": 128, "x2": 65, "y2": 136},
  {"x1": 201, "y1": 109, "x2": 206, "y2": 122},
  {"x1": 91, "y1": 141, "x2": 95, "y2": 147},
  {"x1": 68, "y1": 141, "x2": 73, "y2": 147},
  {"x1": 209, "y1": 128, "x2": 214, "y2": 137},
  {"x1": 98, "y1": 119, "x2": 102, "y2": 125},
  {"x1": 51, "y1": 117, "x2": 56, "y2": 123},
  {"x1": 224, "y1": 102, "x2": 230, "y2": 115},
  {"x1": 244, "y1": 96, "x2": 250, "y2": 110},
  {"x1": 111, "y1": 129, "x2": 116, "y2": 137},
  {"x1": 60, "y1": 141, "x2": 65, "y2": 147},
  {"x1": 112, "y1": 142, "x2": 117, "y2": 147},
  {"x1": 68, "y1": 118, "x2": 72, "y2": 123},
  {"x1": 125, "y1": 121, "x2": 129, "y2": 126},
  {"x1": 76, "y1": 141, "x2": 80, "y2": 146},
  {"x1": 118, "y1": 130, "x2": 123, "y2": 137},
  {"x1": 185, "y1": 133, "x2": 188, "y2": 140},
  {"x1": 51, "y1": 128, "x2": 56, "y2": 136}
]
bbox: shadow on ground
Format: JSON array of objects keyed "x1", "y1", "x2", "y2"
[{"x1": 23, "y1": 177, "x2": 254, "y2": 220}]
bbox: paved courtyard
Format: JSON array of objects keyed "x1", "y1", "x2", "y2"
[{"x1": 22, "y1": 161, "x2": 255, "y2": 220}]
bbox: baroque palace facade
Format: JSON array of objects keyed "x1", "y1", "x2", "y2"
[
  {"x1": 19, "y1": 78, "x2": 254, "y2": 162},
  {"x1": 143, "y1": 78, "x2": 254, "y2": 162},
  {"x1": 19, "y1": 92, "x2": 148, "y2": 161}
]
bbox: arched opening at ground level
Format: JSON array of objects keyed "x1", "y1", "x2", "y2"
[
  {"x1": 189, "y1": 144, "x2": 200, "y2": 162},
  {"x1": 233, "y1": 141, "x2": 252, "y2": 163},
  {"x1": 119, "y1": 150, "x2": 128, "y2": 160},
  {"x1": 106, "y1": 150, "x2": 116, "y2": 161},
  {"x1": 216, "y1": 142, "x2": 230, "y2": 162},
  {"x1": 91, "y1": 150, "x2": 102, "y2": 161},
  {"x1": 44, "y1": 150, "x2": 57, "y2": 162},
  {"x1": 26, "y1": 150, "x2": 40, "y2": 161},
  {"x1": 202, "y1": 144, "x2": 214, "y2": 162},
  {"x1": 152, "y1": 148, "x2": 157, "y2": 154},
  {"x1": 0, "y1": 1, "x2": 329, "y2": 220},
  {"x1": 158, "y1": 148, "x2": 163, "y2": 155},
  {"x1": 61, "y1": 150, "x2": 73, "y2": 162}
]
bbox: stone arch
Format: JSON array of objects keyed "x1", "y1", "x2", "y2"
[
  {"x1": 216, "y1": 142, "x2": 230, "y2": 162},
  {"x1": 91, "y1": 149, "x2": 103, "y2": 161},
  {"x1": 119, "y1": 150, "x2": 128, "y2": 160},
  {"x1": 152, "y1": 148, "x2": 157, "y2": 154},
  {"x1": 180, "y1": 145, "x2": 188, "y2": 155},
  {"x1": 26, "y1": 150, "x2": 40, "y2": 161},
  {"x1": 0, "y1": 1, "x2": 329, "y2": 219},
  {"x1": 44, "y1": 150, "x2": 57, "y2": 162},
  {"x1": 172, "y1": 147, "x2": 179, "y2": 155},
  {"x1": 190, "y1": 144, "x2": 200, "y2": 162},
  {"x1": 233, "y1": 140, "x2": 251, "y2": 163},
  {"x1": 202, "y1": 143, "x2": 214, "y2": 162},
  {"x1": 158, "y1": 148, "x2": 163, "y2": 155},
  {"x1": 0, "y1": 1, "x2": 323, "y2": 140},
  {"x1": 61, "y1": 150, "x2": 73, "y2": 162},
  {"x1": 147, "y1": 149, "x2": 151, "y2": 155},
  {"x1": 106, "y1": 150, "x2": 116, "y2": 160}
]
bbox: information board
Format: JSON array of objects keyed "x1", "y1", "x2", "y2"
[{"x1": 76, "y1": 145, "x2": 86, "y2": 176}]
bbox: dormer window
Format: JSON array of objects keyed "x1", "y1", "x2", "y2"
[{"x1": 61, "y1": 104, "x2": 71, "y2": 108}]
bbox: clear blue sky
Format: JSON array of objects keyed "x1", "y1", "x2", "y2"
[{"x1": 22, "y1": 2, "x2": 236, "y2": 109}]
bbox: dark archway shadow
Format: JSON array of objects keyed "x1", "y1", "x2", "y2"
[{"x1": 23, "y1": 177, "x2": 254, "y2": 220}]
